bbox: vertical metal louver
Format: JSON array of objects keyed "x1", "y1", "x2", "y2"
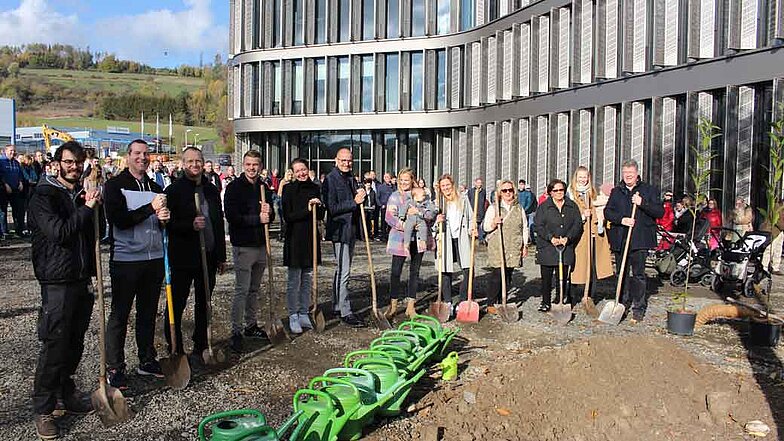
[
  {"x1": 243, "y1": 64, "x2": 253, "y2": 117},
  {"x1": 451, "y1": 47, "x2": 462, "y2": 109},
  {"x1": 443, "y1": 131, "x2": 453, "y2": 177},
  {"x1": 503, "y1": 30, "x2": 514, "y2": 100},
  {"x1": 660, "y1": 97, "x2": 677, "y2": 192},
  {"x1": 735, "y1": 86, "x2": 754, "y2": 202},
  {"x1": 572, "y1": 0, "x2": 594, "y2": 84},
  {"x1": 245, "y1": 0, "x2": 254, "y2": 50},
  {"x1": 775, "y1": 0, "x2": 784, "y2": 40},
  {"x1": 535, "y1": 116, "x2": 549, "y2": 195},
  {"x1": 602, "y1": 106, "x2": 617, "y2": 185},
  {"x1": 597, "y1": 0, "x2": 619, "y2": 78},
  {"x1": 501, "y1": 120, "x2": 514, "y2": 179},
  {"x1": 487, "y1": 36, "x2": 497, "y2": 103},
  {"x1": 555, "y1": 7, "x2": 570, "y2": 89},
  {"x1": 477, "y1": 0, "x2": 485, "y2": 26},
  {"x1": 234, "y1": 65, "x2": 242, "y2": 119},
  {"x1": 689, "y1": 0, "x2": 717, "y2": 58},
  {"x1": 471, "y1": 42, "x2": 482, "y2": 106},
  {"x1": 472, "y1": 125, "x2": 484, "y2": 181},
  {"x1": 555, "y1": 113, "x2": 569, "y2": 181},
  {"x1": 235, "y1": 0, "x2": 244, "y2": 53},
  {"x1": 227, "y1": 65, "x2": 234, "y2": 119},
  {"x1": 695, "y1": 92, "x2": 713, "y2": 193},
  {"x1": 538, "y1": 16, "x2": 550, "y2": 93},
  {"x1": 740, "y1": 0, "x2": 759, "y2": 48},
  {"x1": 518, "y1": 118, "x2": 530, "y2": 181},
  {"x1": 653, "y1": 0, "x2": 679, "y2": 65},
  {"x1": 458, "y1": 128, "x2": 468, "y2": 184},
  {"x1": 486, "y1": 123, "x2": 497, "y2": 192},
  {"x1": 230, "y1": 0, "x2": 237, "y2": 56},
  {"x1": 630, "y1": 101, "x2": 646, "y2": 171},
  {"x1": 519, "y1": 23, "x2": 531, "y2": 97},
  {"x1": 578, "y1": 109, "x2": 592, "y2": 167}
]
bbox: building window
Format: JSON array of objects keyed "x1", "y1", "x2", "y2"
[
  {"x1": 361, "y1": 55, "x2": 374, "y2": 112},
  {"x1": 316, "y1": 0, "x2": 327, "y2": 43},
  {"x1": 410, "y1": 51, "x2": 424, "y2": 111},
  {"x1": 437, "y1": 0, "x2": 450, "y2": 34},
  {"x1": 337, "y1": 56, "x2": 350, "y2": 113},
  {"x1": 385, "y1": 53, "x2": 399, "y2": 111},
  {"x1": 272, "y1": 61, "x2": 281, "y2": 114},
  {"x1": 436, "y1": 49, "x2": 446, "y2": 109},
  {"x1": 315, "y1": 58, "x2": 326, "y2": 113},
  {"x1": 460, "y1": 0, "x2": 473, "y2": 30},
  {"x1": 488, "y1": 0, "x2": 498, "y2": 21},
  {"x1": 273, "y1": 0, "x2": 282, "y2": 47},
  {"x1": 407, "y1": 130, "x2": 419, "y2": 171},
  {"x1": 292, "y1": 60, "x2": 303, "y2": 114},
  {"x1": 339, "y1": 0, "x2": 351, "y2": 42},
  {"x1": 412, "y1": 0, "x2": 425, "y2": 36},
  {"x1": 293, "y1": 0, "x2": 304, "y2": 45},
  {"x1": 387, "y1": 0, "x2": 399, "y2": 38},
  {"x1": 363, "y1": 0, "x2": 375, "y2": 40}
]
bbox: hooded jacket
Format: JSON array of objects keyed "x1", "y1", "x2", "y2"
[
  {"x1": 103, "y1": 168, "x2": 165, "y2": 262},
  {"x1": 28, "y1": 175, "x2": 97, "y2": 284}
]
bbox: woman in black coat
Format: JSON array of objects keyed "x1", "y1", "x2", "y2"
[
  {"x1": 282, "y1": 158, "x2": 325, "y2": 334},
  {"x1": 534, "y1": 179, "x2": 584, "y2": 312}
]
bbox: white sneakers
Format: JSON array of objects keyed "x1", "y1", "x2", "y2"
[{"x1": 289, "y1": 313, "x2": 314, "y2": 334}]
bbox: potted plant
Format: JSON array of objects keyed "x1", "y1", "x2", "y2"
[
  {"x1": 751, "y1": 109, "x2": 784, "y2": 346},
  {"x1": 667, "y1": 117, "x2": 720, "y2": 336}
]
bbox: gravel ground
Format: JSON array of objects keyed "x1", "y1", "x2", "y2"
[{"x1": 0, "y1": 236, "x2": 783, "y2": 440}]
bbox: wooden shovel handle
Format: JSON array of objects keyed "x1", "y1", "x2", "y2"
[
  {"x1": 358, "y1": 203, "x2": 378, "y2": 310},
  {"x1": 467, "y1": 188, "x2": 480, "y2": 301},
  {"x1": 614, "y1": 204, "x2": 638, "y2": 303}
]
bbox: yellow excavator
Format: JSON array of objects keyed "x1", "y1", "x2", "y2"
[{"x1": 42, "y1": 125, "x2": 75, "y2": 154}]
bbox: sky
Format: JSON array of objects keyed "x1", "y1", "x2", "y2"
[{"x1": 0, "y1": 0, "x2": 229, "y2": 67}]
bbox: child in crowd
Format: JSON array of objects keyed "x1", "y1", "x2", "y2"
[{"x1": 401, "y1": 187, "x2": 435, "y2": 246}]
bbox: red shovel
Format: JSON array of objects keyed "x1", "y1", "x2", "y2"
[{"x1": 456, "y1": 188, "x2": 481, "y2": 323}]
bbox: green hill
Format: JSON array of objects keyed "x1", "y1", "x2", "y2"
[{"x1": 20, "y1": 68, "x2": 203, "y2": 96}]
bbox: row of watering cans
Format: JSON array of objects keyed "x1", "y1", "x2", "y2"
[{"x1": 199, "y1": 314, "x2": 460, "y2": 441}]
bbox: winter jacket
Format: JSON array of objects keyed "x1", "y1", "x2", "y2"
[
  {"x1": 223, "y1": 174, "x2": 275, "y2": 248},
  {"x1": 466, "y1": 187, "x2": 487, "y2": 220},
  {"x1": 28, "y1": 176, "x2": 97, "y2": 284},
  {"x1": 322, "y1": 168, "x2": 361, "y2": 243},
  {"x1": 205, "y1": 171, "x2": 222, "y2": 192},
  {"x1": 103, "y1": 169, "x2": 165, "y2": 262},
  {"x1": 604, "y1": 178, "x2": 664, "y2": 252},
  {"x1": 534, "y1": 197, "x2": 583, "y2": 266},
  {"x1": 569, "y1": 190, "x2": 614, "y2": 284},
  {"x1": 282, "y1": 179, "x2": 325, "y2": 268},
  {"x1": 518, "y1": 189, "x2": 536, "y2": 215},
  {"x1": 657, "y1": 201, "x2": 675, "y2": 231},
  {"x1": 483, "y1": 200, "x2": 529, "y2": 268},
  {"x1": 376, "y1": 182, "x2": 395, "y2": 207},
  {"x1": 0, "y1": 154, "x2": 23, "y2": 191},
  {"x1": 434, "y1": 196, "x2": 474, "y2": 273},
  {"x1": 385, "y1": 190, "x2": 436, "y2": 257},
  {"x1": 165, "y1": 175, "x2": 226, "y2": 269}
]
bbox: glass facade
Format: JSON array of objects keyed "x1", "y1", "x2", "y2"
[
  {"x1": 387, "y1": 0, "x2": 399, "y2": 38},
  {"x1": 339, "y1": 0, "x2": 351, "y2": 42},
  {"x1": 292, "y1": 59, "x2": 303, "y2": 114},
  {"x1": 272, "y1": 61, "x2": 281, "y2": 114},
  {"x1": 412, "y1": 0, "x2": 425, "y2": 37},
  {"x1": 315, "y1": 58, "x2": 326, "y2": 113},
  {"x1": 337, "y1": 56, "x2": 350, "y2": 113},
  {"x1": 385, "y1": 53, "x2": 399, "y2": 111},
  {"x1": 293, "y1": 0, "x2": 304, "y2": 45},
  {"x1": 361, "y1": 55, "x2": 375, "y2": 112},
  {"x1": 363, "y1": 0, "x2": 375, "y2": 40},
  {"x1": 410, "y1": 51, "x2": 424, "y2": 111},
  {"x1": 436, "y1": 49, "x2": 447, "y2": 109},
  {"x1": 273, "y1": 0, "x2": 282, "y2": 47},
  {"x1": 315, "y1": 0, "x2": 326, "y2": 43},
  {"x1": 460, "y1": 0, "x2": 474, "y2": 31},
  {"x1": 437, "y1": 0, "x2": 450, "y2": 35}
]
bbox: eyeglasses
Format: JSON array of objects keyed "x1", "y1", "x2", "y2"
[
  {"x1": 551, "y1": 188, "x2": 565, "y2": 193},
  {"x1": 60, "y1": 159, "x2": 84, "y2": 167},
  {"x1": 500, "y1": 188, "x2": 515, "y2": 193}
]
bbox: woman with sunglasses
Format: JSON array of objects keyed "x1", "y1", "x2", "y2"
[
  {"x1": 534, "y1": 179, "x2": 583, "y2": 312},
  {"x1": 482, "y1": 180, "x2": 529, "y2": 309}
]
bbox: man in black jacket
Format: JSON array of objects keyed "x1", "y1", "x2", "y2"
[
  {"x1": 28, "y1": 141, "x2": 100, "y2": 439},
  {"x1": 322, "y1": 147, "x2": 366, "y2": 327},
  {"x1": 604, "y1": 160, "x2": 664, "y2": 323},
  {"x1": 103, "y1": 139, "x2": 170, "y2": 389},
  {"x1": 204, "y1": 160, "x2": 222, "y2": 192},
  {"x1": 164, "y1": 147, "x2": 227, "y2": 360},
  {"x1": 223, "y1": 150, "x2": 274, "y2": 352}
]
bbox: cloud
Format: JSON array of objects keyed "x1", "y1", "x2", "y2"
[
  {"x1": 92, "y1": 0, "x2": 227, "y2": 65},
  {"x1": 0, "y1": 0, "x2": 83, "y2": 47}
]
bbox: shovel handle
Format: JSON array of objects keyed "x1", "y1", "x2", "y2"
[
  {"x1": 311, "y1": 205, "x2": 318, "y2": 306},
  {"x1": 495, "y1": 189, "x2": 508, "y2": 306},
  {"x1": 162, "y1": 229, "x2": 180, "y2": 354},
  {"x1": 614, "y1": 204, "x2": 638, "y2": 304},
  {"x1": 93, "y1": 204, "x2": 108, "y2": 379},
  {"x1": 194, "y1": 193, "x2": 215, "y2": 350},
  {"x1": 359, "y1": 204, "x2": 379, "y2": 312},
  {"x1": 260, "y1": 188, "x2": 275, "y2": 323},
  {"x1": 467, "y1": 188, "x2": 480, "y2": 301}
]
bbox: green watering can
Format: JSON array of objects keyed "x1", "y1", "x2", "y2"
[{"x1": 198, "y1": 409, "x2": 302, "y2": 441}]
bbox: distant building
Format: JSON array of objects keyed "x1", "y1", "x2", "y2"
[
  {"x1": 0, "y1": 99, "x2": 15, "y2": 145},
  {"x1": 15, "y1": 126, "x2": 173, "y2": 157}
]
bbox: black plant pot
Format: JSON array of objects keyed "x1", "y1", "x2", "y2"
[
  {"x1": 667, "y1": 310, "x2": 696, "y2": 336},
  {"x1": 749, "y1": 319, "x2": 782, "y2": 347}
]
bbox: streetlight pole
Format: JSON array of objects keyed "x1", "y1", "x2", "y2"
[
  {"x1": 185, "y1": 129, "x2": 192, "y2": 149},
  {"x1": 194, "y1": 133, "x2": 200, "y2": 146}
]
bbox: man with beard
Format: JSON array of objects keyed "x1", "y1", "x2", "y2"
[{"x1": 28, "y1": 141, "x2": 101, "y2": 439}]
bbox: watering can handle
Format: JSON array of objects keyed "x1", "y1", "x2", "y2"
[
  {"x1": 197, "y1": 409, "x2": 266, "y2": 441},
  {"x1": 384, "y1": 330, "x2": 427, "y2": 346},
  {"x1": 409, "y1": 314, "x2": 443, "y2": 330},
  {"x1": 344, "y1": 350, "x2": 394, "y2": 367},
  {"x1": 324, "y1": 368, "x2": 380, "y2": 390},
  {"x1": 370, "y1": 336, "x2": 415, "y2": 352},
  {"x1": 370, "y1": 344, "x2": 412, "y2": 359},
  {"x1": 293, "y1": 389, "x2": 336, "y2": 412},
  {"x1": 399, "y1": 322, "x2": 437, "y2": 338},
  {"x1": 353, "y1": 358, "x2": 399, "y2": 372},
  {"x1": 276, "y1": 410, "x2": 304, "y2": 438},
  {"x1": 308, "y1": 376, "x2": 361, "y2": 398}
]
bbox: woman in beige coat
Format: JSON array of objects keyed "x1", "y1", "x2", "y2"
[{"x1": 568, "y1": 167, "x2": 614, "y2": 303}]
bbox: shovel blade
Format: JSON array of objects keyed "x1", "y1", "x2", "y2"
[
  {"x1": 598, "y1": 301, "x2": 625, "y2": 325},
  {"x1": 91, "y1": 384, "x2": 133, "y2": 427},
  {"x1": 429, "y1": 302, "x2": 451, "y2": 323},
  {"x1": 496, "y1": 304, "x2": 520, "y2": 323},
  {"x1": 311, "y1": 308, "x2": 326, "y2": 333},
  {"x1": 202, "y1": 347, "x2": 226, "y2": 365},
  {"x1": 160, "y1": 354, "x2": 191, "y2": 390},
  {"x1": 372, "y1": 309, "x2": 393, "y2": 330},
  {"x1": 550, "y1": 303, "x2": 572, "y2": 325},
  {"x1": 267, "y1": 320, "x2": 290, "y2": 345},
  {"x1": 582, "y1": 297, "x2": 600, "y2": 319},
  {"x1": 456, "y1": 301, "x2": 480, "y2": 323}
]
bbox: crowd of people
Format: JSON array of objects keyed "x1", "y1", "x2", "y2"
[{"x1": 11, "y1": 136, "x2": 781, "y2": 439}]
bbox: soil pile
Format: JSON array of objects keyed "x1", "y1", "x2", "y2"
[{"x1": 410, "y1": 336, "x2": 776, "y2": 441}]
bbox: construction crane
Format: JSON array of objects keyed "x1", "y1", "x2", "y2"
[{"x1": 42, "y1": 125, "x2": 75, "y2": 154}]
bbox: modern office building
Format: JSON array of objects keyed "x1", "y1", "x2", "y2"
[{"x1": 228, "y1": 0, "x2": 784, "y2": 212}]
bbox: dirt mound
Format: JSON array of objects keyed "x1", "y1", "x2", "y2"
[{"x1": 412, "y1": 336, "x2": 775, "y2": 441}]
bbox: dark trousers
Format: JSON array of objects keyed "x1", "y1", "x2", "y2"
[
  {"x1": 33, "y1": 282, "x2": 94, "y2": 415},
  {"x1": 106, "y1": 259, "x2": 164, "y2": 369},
  {"x1": 540, "y1": 264, "x2": 573, "y2": 306},
  {"x1": 390, "y1": 243, "x2": 424, "y2": 300},
  {"x1": 164, "y1": 262, "x2": 216, "y2": 354},
  {"x1": 379, "y1": 206, "x2": 389, "y2": 238},
  {"x1": 615, "y1": 249, "x2": 648, "y2": 316},
  {"x1": 441, "y1": 269, "x2": 470, "y2": 304},
  {"x1": 1, "y1": 191, "x2": 26, "y2": 233},
  {"x1": 486, "y1": 267, "x2": 514, "y2": 305}
]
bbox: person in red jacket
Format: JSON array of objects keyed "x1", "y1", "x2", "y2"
[
  {"x1": 702, "y1": 198, "x2": 723, "y2": 250},
  {"x1": 656, "y1": 192, "x2": 675, "y2": 251}
]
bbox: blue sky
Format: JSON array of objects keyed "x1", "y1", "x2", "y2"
[{"x1": 0, "y1": 0, "x2": 229, "y2": 67}]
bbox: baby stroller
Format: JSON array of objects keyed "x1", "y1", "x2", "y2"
[
  {"x1": 711, "y1": 229, "x2": 771, "y2": 298},
  {"x1": 654, "y1": 219, "x2": 714, "y2": 287}
]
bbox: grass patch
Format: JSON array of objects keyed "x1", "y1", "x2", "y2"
[{"x1": 19, "y1": 68, "x2": 203, "y2": 96}]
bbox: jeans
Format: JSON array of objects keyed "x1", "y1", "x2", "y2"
[
  {"x1": 164, "y1": 262, "x2": 216, "y2": 354},
  {"x1": 106, "y1": 259, "x2": 164, "y2": 369},
  {"x1": 231, "y1": 247, "x2": 265, "y2": 334},
  {"x1": 486, "y1": 267, "x2": 514, "y2": 305},
  {"x1": 33, "y1": 282, "x2": 94, "y2": 414},
  {"x1": 332, "y1": 241, "x2": 355, "y2": 317},
  {"x1": 615, "y1": 249, "x2": 648, "y2": 316},
  {"x1": 1, "y1": 191, "x2": 26, "y2": 233},
  {"x1": 441, "y1": 269, "x2": 470, "y2": 304},
  {"x1": 540, "y1": 264, "x2": 573, "y2": 306},
  {"x1": 389, "y1": 243, "x2": 424, "y2": 300},
  {"x1": 286, "y1": 267, "x2": 313, "y2": 315}
]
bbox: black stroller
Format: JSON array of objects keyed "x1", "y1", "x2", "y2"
[
  {"x1": 654, "y1": 219, "x2": 714, "y2": 287},
  {"x1": 711, "y1": 229, "x2": 771, "y2": 298}
]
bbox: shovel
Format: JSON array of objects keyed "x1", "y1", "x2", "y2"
[
  {"x1": 551, "y1": 244, "x2": 572, "y2": 325},
  {"x1": 260, "y1": 188, "x2": 289, "y2": 344},
  {"x1": 429, "y1": 194, "x2": 451, "y2": 323},
  {"x1": 456, "y1": 188, "x2": 481, "y2": 323},
  {"x1": 90, "y1": 206, "x2": 133, "y2": 426},
  {"x1": 194, "y1": 193, "x2": 226, "y2": 365},
  {"x1": 160, "y1": 228, "x2": 191, "y2": 390},
  {"x1": 310, "y1": 205, "x2": 326, "y2": 332},
  {"x1": 359, "y1": 200, "x2": 391, "y2": 329},
  {"x1": 598, "y1": 204, "x2": 637, "y2": 325},
  {"x1": 581, "y1": 196, "x2": 599, "y2": 318},
  {"x1": 493, "y1": 193, "x2": 519, "y2": 323}
]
